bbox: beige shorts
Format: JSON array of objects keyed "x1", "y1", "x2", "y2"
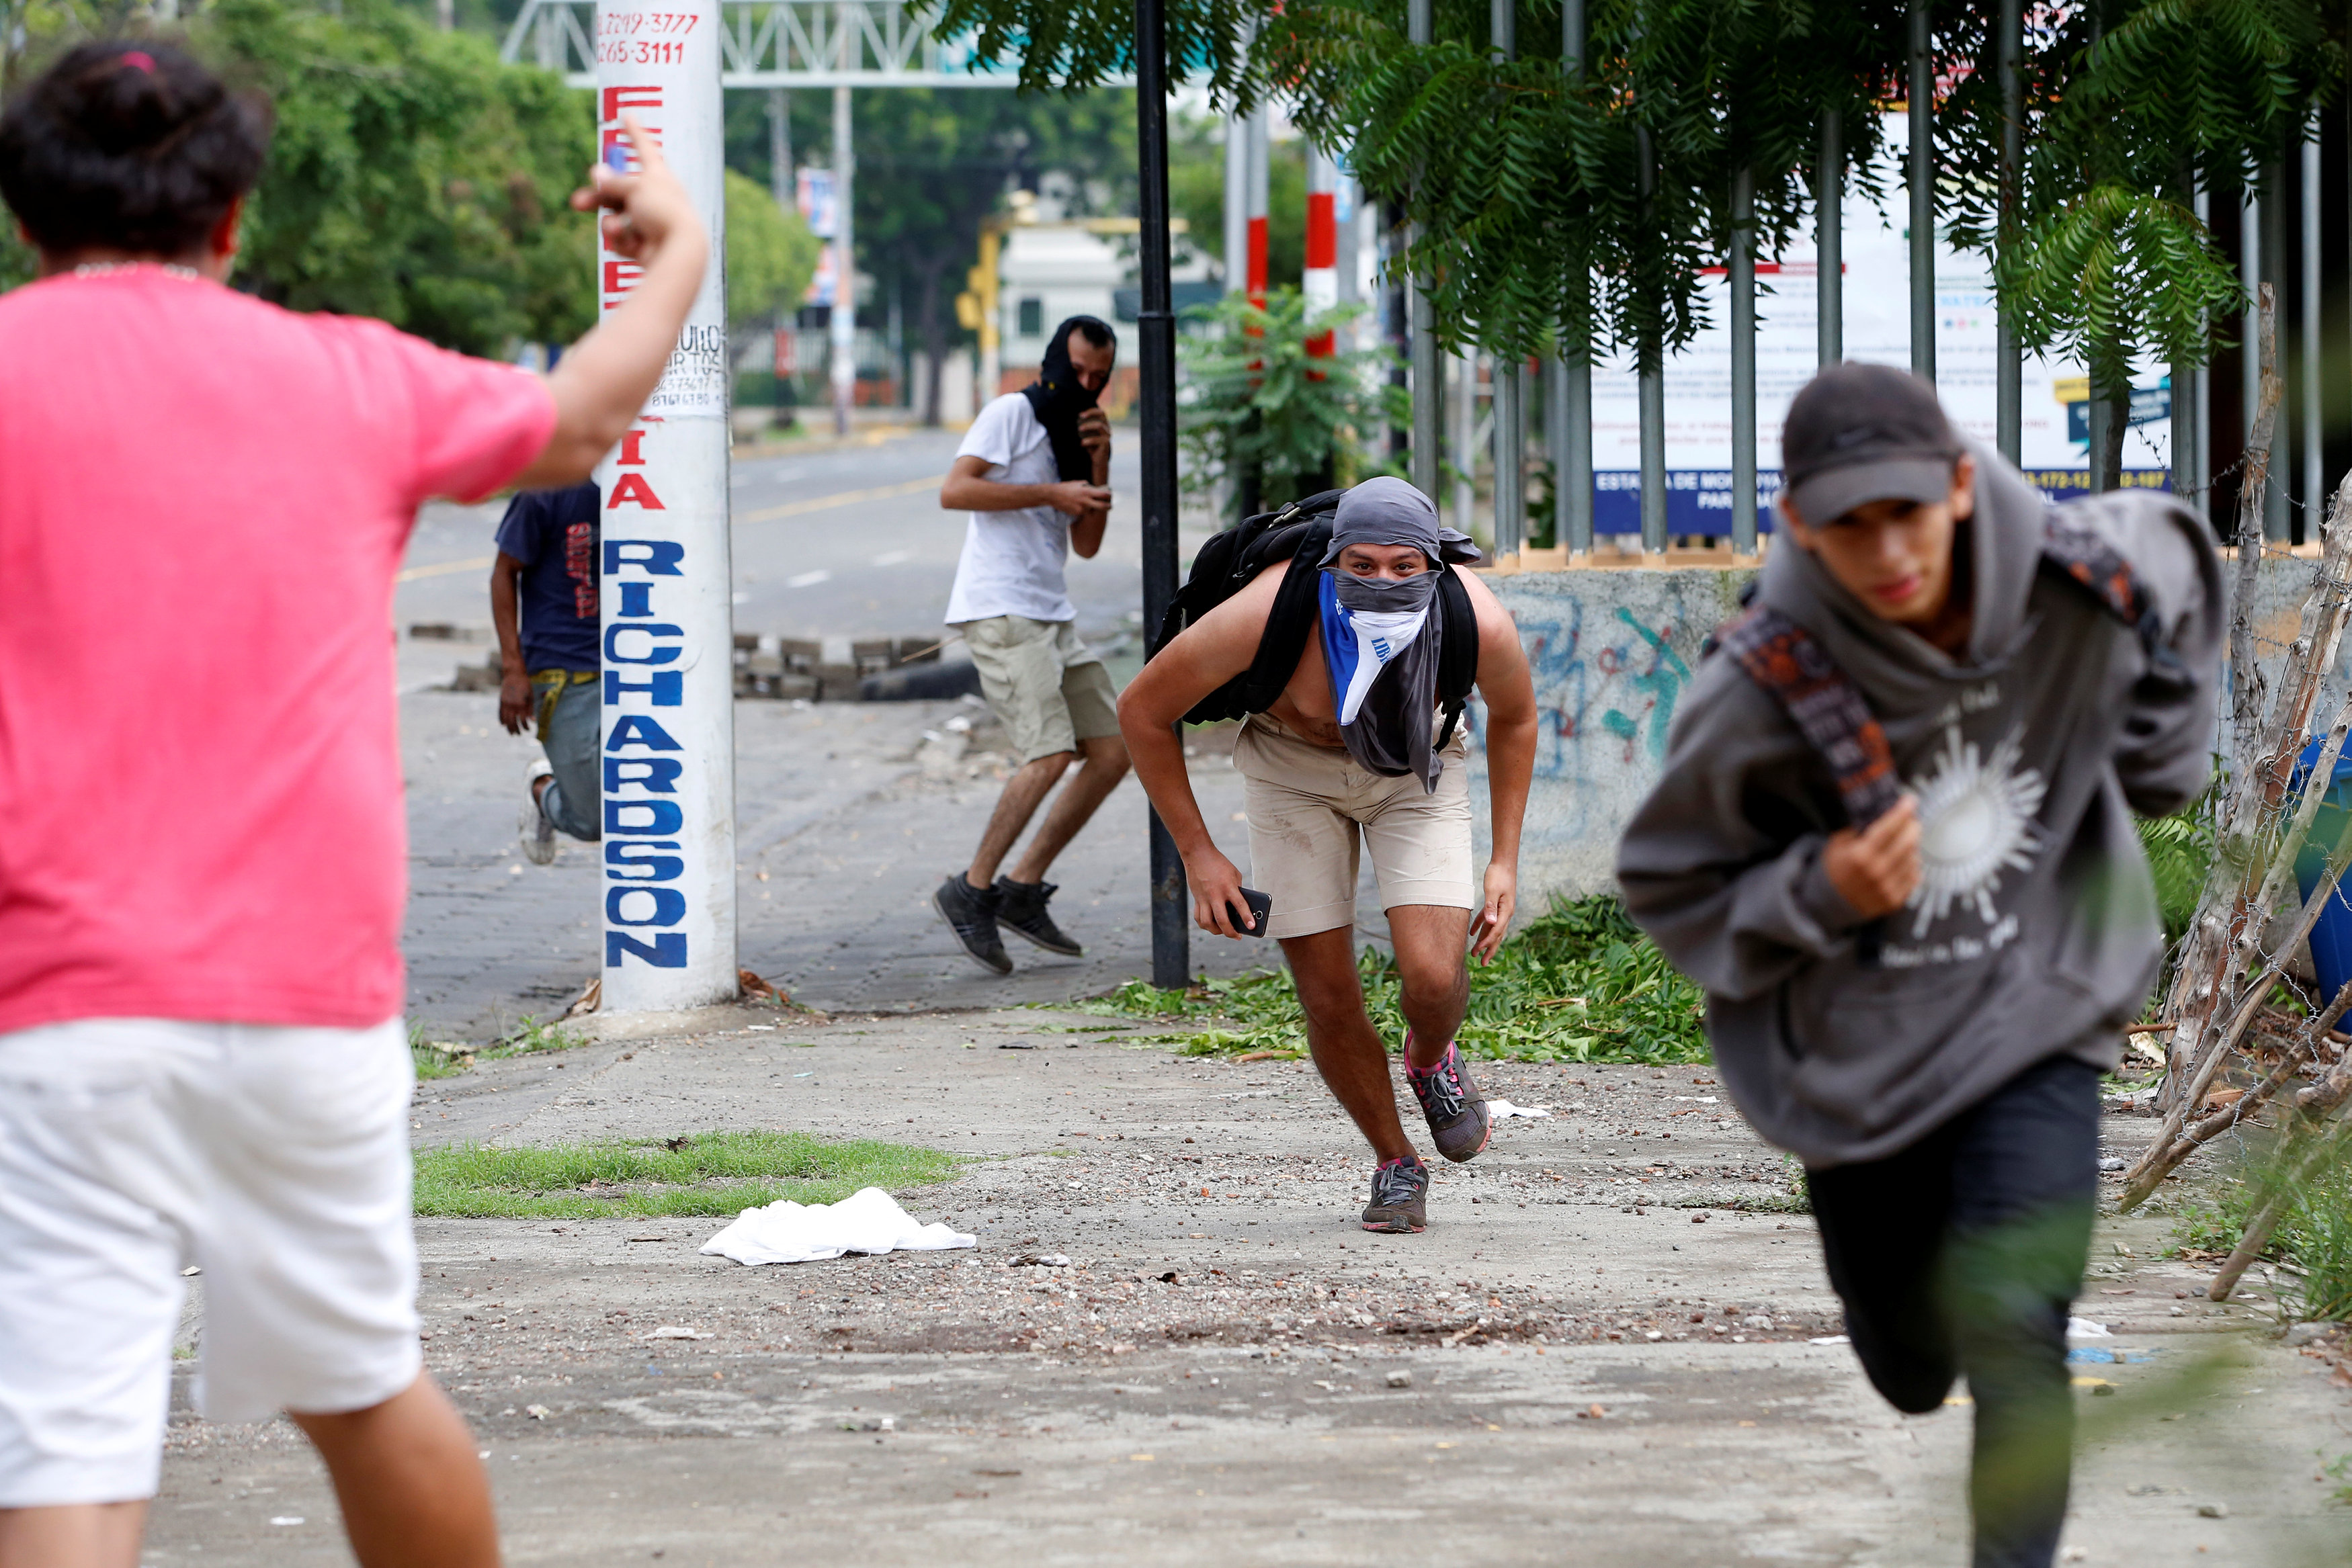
[
  {"x1": 956, "y1": 615, "x2": 1123, "y2": 763},
  {"x1": 1234, "y1": 711, "x2": 1475, "y2": 940}
]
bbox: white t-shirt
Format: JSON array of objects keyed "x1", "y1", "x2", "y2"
[{"x1": 945, "y1": 392, "x2": 1078, "y2": 624}]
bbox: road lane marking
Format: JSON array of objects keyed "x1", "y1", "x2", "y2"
[
  {"x1": 396, "y1": 554, "x2": 495, "y2": 583},
  {"x1": 872, "y1": 550, "x2": 912, "y2": 566},
  {"x1": 787, "y1": 569, "x2": 833, "y2": 589},
  {"x1": 734, "y1": 476, "x2": 943, "y2": 524}
]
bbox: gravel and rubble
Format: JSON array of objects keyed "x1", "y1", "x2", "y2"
[{"x1": 145, "y1": 1006, "x2": 2352, "y2": 1566}]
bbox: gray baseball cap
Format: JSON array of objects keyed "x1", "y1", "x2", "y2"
[{"x1": 1780, "y1": 362, "x2": 1962, "y2": 527}]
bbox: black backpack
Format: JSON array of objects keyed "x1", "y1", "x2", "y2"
[{"x1": 1153, "y1": 489, "x2": 1480, "y2": 745}]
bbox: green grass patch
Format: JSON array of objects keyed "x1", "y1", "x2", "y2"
[
  {"x1": 409, "y1": 1021, "x2": 470, "y2": 1081},
  {"x1": 413, "y1": 1131, "x2": 961, "y2": 1219},
  {"x1": 1079, "y1": 896, "x2": 1709, "y2": 1064}
]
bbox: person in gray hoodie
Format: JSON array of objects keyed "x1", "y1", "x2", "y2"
[{"x1": 1618, "y1": 363, "x2": 2222, "y2": 1568}]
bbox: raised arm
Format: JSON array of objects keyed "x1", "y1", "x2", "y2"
[
  {"x1": 1117, "y1": 565, "x2": 1281, "y2": 938},
  {"x1": 1456, "y1": 568, "x2": 1536, "y2": 961},
  {"x1": 510, "y1": 116, "x2": 710, "y2": 490}
]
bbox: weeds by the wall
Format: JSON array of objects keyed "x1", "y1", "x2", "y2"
[
  {"x1": 2169, "y1": 1134, "x2": 2352, "y2": 1323},
  {"x1": 1084, "y1": 896, "x2": 1710, "y2": 1065}
]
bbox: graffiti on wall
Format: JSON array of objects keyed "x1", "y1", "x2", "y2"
[{"x1": 1475, "y1": 578, "x2": 1728, "y2": 865}]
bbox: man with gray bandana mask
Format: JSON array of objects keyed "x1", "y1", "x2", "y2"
[{"x1": 1120, "y1": 477, "x2": 1539, "y2": 1233}]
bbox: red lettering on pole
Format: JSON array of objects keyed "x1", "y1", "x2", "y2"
[
  {"x1": 618, "y1": 431, "x2": 648, "y2": 466},
  {"x1": 607, "y1": 473, "x2": 667, "y2": 510},
  {"x1": 604, "y1": 260, "x2": 645, "y2": 296},
  {"x1": 602, "y1": 85, "x2": 663, "y2": 123}
]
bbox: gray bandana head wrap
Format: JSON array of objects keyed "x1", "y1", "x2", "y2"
[
  {"x1": 1315, "y1": 478, "x2": 1480, "y2": 791},
  {"x1": 1318, "y1": 476, "x2": 1482, "y2": 571}
]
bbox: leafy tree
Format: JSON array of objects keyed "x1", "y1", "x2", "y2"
[
  {"x1": 1179, "y1": 289, "x2": 1405, "y2": 512},
  {"x1": 1941, "y1": 0, "x2": 2342, "y2": 474},
  {"x1": 941, "y1": 0, "x2": 2345, "y2": 464},
  {"x1": 754, "y1": 86, "x2": 1140, "y2": 424},
  {"x1": 1, "y1": 0, "x2": 597, "y2": 354},
  {"x1": 213, "y1": 0, "x2": 595, "y2": 355},
  {"x1": 724, "y1": 167, "x2": 821, "y2": 363}
]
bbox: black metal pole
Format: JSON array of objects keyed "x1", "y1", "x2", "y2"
[{"x1": 1134, "y1": 0, "x2": 1189, "y2": 990}]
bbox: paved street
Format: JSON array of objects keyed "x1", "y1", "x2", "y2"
[
  {"x1": 394, "y1": 424, "x2": 1267, "y2": 1039},
  {"x1": 149, "y1": 1013, "x2": 2351, "y2": 1566},
  {"x1": 395, "y1": 424, "x2": 1173, "y2": 651}
]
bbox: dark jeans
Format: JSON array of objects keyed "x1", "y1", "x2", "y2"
[{"x1": 1806, "y1": 1056, "x2": 2099, "y2": 1568}]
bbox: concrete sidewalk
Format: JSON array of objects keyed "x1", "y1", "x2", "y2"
[{"x1": 151, "y1": 1005, "x2": 2351, "y2": 1566}]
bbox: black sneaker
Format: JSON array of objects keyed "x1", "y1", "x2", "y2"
[
  {"x1": 934, "y1": 874, "x2": 1012, "y2": 975},
  {"x1": 993, "y1": 877, "x2": 1083, "y2": 957},
  {"x1": 1361, "y1": 1156, "x2": 1429, "y2": 1233},
  {"x1": 1406, "y1": 1035, "x2": 1492, "y2": 1164}
]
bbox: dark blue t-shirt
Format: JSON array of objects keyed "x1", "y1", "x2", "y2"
[{"x1": 494, "y1": 482, "x2": 600, "y2": 672}]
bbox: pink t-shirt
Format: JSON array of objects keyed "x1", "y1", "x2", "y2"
[{"x1": 0, "y1": 268, "x2": 556, "y2": 1034}]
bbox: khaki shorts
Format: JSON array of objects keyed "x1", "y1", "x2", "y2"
[
  {"x1": 956, "y1": 615, "x2": 1122, "y2": 763},
  {"x1": 1234, "y1": 711, "x2": 1475, "y2": 940}
]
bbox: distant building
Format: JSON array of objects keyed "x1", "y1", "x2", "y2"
[{"x1": 993, "y1": 223, "x2": 1216, "y2": 420}]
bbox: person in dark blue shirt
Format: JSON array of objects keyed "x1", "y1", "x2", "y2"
[{"x1": 491, "y1": 482, "x2": 600, "y2": 863}]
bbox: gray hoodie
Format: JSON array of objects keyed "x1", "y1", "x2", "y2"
[{"x1": 1616, "y1": 445, "x2": 2223, "y2": 1167}]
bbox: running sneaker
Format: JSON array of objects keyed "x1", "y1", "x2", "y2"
[
  {"x1": 520, "y1": 759, "x2": 558, "y2": 865},
  {"x1": 1361, "y1": 1156, "x2": 1430, "y2": 1233},
  {"x1": 1406, "y1": 1034, "x2": 1492, "y2": 1163},
  {"x1": 993, "y1": 876, "x2": 1083, "y2": 956},
  {"x1": 933, "y1": 873, "x2": 1012, "y2": 975}
]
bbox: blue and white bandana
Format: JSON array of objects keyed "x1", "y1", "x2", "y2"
[{"x1": 1314, "y1": 478, "x2": 1479, "y2": 791}]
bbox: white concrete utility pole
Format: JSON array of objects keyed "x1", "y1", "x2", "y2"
[
  {"x1": 831, "y1": 84, "x2": 856, "y2": 435},
  {"x1": 1223, "y1": 108, "x2": 1249, "y2": 299},
  {"x1": 593, "y1": 0, "x2": 740, "y2": 1010}
]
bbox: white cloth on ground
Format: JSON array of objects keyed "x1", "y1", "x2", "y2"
[{"x1": 699, "y1": 1186, "x2": 977, "y2": 1266}]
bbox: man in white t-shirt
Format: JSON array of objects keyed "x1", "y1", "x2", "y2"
[{"x1": 933, "y1": 316, "x2": 1128, "y2": 973}]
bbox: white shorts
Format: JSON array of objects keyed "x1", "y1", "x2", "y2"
[{"x1": 0, "y1": 1017, "x2": 420, "y2": 1507}]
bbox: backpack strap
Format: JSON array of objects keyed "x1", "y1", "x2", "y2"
[
  {"x1": 1717, "y1": 605, "x2": 1903, "y2": 828},
  {"x1": 1234, "y1": 519, "x2": 1333, "y2": 711},
  {"x1": 2039, "y1": 517, "x2": 2187, "y2": 683}
]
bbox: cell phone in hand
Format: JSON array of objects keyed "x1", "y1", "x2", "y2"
[{"x1": 1228, "y1": 887, "x2": 1273, "y2": 938}]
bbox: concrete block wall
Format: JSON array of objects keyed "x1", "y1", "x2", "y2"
[{"x1": 1470, "y1": 552, "x2": 2329, "y2": 913}]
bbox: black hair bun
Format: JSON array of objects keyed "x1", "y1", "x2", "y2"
[{"x1": 0, "y1": 39, "x2": 269, "y2": 261}]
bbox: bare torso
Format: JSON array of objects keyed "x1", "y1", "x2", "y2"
[{"x1": 1265, "y1": 617, "x2": 1346, "y2": 747}]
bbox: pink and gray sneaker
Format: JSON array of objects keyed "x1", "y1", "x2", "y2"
[
  {"x1": 1361, "y1": 1155, "x2": 1429, "y2": 1233},
  {"x1": 1405, "y1": 1034, "x2": 1492, "y2": 1163}
]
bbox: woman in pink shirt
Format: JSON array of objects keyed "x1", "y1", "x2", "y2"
[{"x1": 0, "y1": 40, "x2": 704, "y2": 1568}]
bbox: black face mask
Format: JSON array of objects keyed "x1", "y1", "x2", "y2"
[{"x1": 1021, "y1": 316, "x2": 1116, "y2": 482}]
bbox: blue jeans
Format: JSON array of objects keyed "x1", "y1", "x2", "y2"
[{"x1": 532, "y1": 671, "x2": 600, "y2": 841}]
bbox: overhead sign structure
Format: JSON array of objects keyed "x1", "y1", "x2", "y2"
[{"x1": 595, "y1": 0, "x2": 740, "y2": 1010}]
